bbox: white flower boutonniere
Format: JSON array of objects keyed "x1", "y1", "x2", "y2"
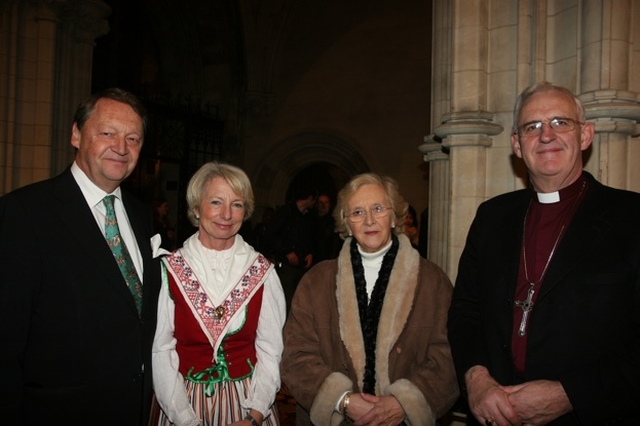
[{"x1": 151, "y1": 234, "x2": 171, "y2": 258}]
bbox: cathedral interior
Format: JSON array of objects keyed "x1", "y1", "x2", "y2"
[
  {"x1": 87, "y1": 0, "x2": 434, "y2": 245},
  {"x1": 3, "y1": 1, "x2": 640, "y2": 424},
  {"x1": 3, "y1": 0, "x2": 639, "y2": 289}
]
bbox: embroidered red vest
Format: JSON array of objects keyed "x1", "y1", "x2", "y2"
[{"x1": 168, "y1": 273, "x2": 264, "y2": 380}]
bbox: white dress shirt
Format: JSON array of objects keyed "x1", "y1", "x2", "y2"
[{"x1": 70, "y1": 162, "x2": 144, "y2": 281}]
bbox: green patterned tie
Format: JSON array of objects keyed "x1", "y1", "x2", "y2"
[{"x1": 103, "y1": 195, "x2": 143, "y2": 315}]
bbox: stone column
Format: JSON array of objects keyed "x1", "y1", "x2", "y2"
[
  {"x1": 419, "y1": 135, "x2": 449, "y2": 268},
  {"x1": 424, "y1": 0, "x2": 452, "y2": 271},
  {"x1": 0, "y1": 0, "x2": 110, "y2": 195},
  {"x1": 578, "y1": 0, "x2": 640, "y2": 192},
  {"x1": 435, "y1": 113, "x2": 502, "y2": 276},
  {"x1": 0, "y1": 0, "x2": 63, "y2": 191},
  {"x1": 581, "y1": 89, "x2": 640, "y2": 191},
  {"x1": 426, "y1": 0, "x2": 504, "y2": 277},
  {"x1": 0, "y1": 1, "x2": 19, "y2": 193},
  {"x1": 51, "y1": 0, "x2": 111, "y2": 175}
]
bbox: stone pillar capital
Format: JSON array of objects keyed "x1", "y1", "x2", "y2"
[
  {"x1": 419, "y1": 134, "x2": 449, "y2": 163},
  {"x1": 434, "y1": 111, "x2": 504, "y2": 147},
  {"x1": 581, "y1": 90, "x2": 640, "y2": 137}
]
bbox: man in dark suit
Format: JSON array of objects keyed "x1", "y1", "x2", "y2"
[
  {"x1": 263, "y1": 186, "x2": 317, "y2": 313},
  {"x1": 312, "y1": 193, "x2": 342, "y2": 264},
  {"x1": 0, "y1": 88, "x2": 161, "y2": 425},
  {"x1": 448, "y1": 82, "x2": 640, "y2": 425}
]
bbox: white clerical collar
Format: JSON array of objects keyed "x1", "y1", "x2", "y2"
[{"x1": 536, "y1": 191, "x2": 560, "y2": 204}]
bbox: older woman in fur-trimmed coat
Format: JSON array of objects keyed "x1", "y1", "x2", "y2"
[{"x1": 281, "y1": 173, "x2": 458, "y2": 426}]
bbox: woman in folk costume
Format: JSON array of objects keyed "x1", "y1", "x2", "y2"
[
  {"x1": 281, "y1": 173, "x2": 459, "y2": 426},
  {"x1": 152, "y1": 162, "x2": 286, "y2": 426}
]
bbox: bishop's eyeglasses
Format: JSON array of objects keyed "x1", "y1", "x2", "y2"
[
  {"x1": 514, "y1": 117, "x2": 584, "y2": 138},
  {"x1": 346, "y1": 205, "x2": 392, "y2": 222}
]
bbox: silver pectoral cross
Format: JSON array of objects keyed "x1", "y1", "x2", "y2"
[{"x1": 514, "y1": 285, "x2": 535, "y2": 337}]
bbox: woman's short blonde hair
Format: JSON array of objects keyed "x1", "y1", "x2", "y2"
[
  {"x1": 185, "y1": 162, "x2": 255, "y2": 226},
  {"x1": 333, "y1": 173, "x2": 408, "y2": 238}
]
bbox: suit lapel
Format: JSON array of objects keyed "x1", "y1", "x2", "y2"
[
  {"x1": 121, "y1": 191, "x2": 159, "y2": 315},
  {"x1": 52, "y1": 170, "x2": 140, "y2": 314},
  {"x1": 538, "y1": 178, "x2": 611, "y2": 300},
  {"x1": 498, "y1": 193, "x2": 531, "y2": 301}
]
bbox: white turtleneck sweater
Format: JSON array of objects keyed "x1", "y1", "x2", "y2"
[{"x1": 358, "y1": 240, "x2": 393, "y2": 300}]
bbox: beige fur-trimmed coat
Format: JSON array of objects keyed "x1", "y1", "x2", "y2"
[{"x1": 281, "y1": 234, "x2": 459, "y2": 425}]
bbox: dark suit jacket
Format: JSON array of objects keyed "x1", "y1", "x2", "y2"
[
  {"x1": 0, "y1": 168, "x2": 161, "y2": 425},
  {"x1": 263, "y1": 201, "x2": 315, "y2": 266},
  {"x1": 448, "y1": 172, "x2": 640, "y2": 425}
]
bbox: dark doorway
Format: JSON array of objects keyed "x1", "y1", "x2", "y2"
[{"x1": 286, "y1": 163, "x2": 339, "y2": 205}]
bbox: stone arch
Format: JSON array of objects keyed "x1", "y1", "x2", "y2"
[{"x1": 252, "y1": 131, "x2": 370, "y2": 209}]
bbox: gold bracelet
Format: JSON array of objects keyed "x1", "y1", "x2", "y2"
[
  {"x1": 342, "y1": 392, "x2": 351, "y2": 417},
  {"x1": 245, "y1": 413, "x2": 260, "y2": 426},
  {"x1": 339, "y1": 392, "x2": 350, "y2": 415}
]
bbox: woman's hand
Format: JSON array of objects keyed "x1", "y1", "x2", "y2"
[
  {"x1": 350, "y1": 393, "x2": 405, "y2": 426},
  {"x1": 343, "y1": 392, "x2": 375, "y2": 421},
  {"x1": 228, "y1": 410, "x2": 263, "y2": 426}
]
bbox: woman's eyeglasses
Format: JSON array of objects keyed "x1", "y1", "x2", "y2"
[{"x1": 346, "y1": 205, "x2": 392, "y2": 222}]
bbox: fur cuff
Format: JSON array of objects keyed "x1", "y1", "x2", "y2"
[
  {"x1": 386, "y1": 378, "x2": 434, "y2": 426},
  {"x1": 310, "y1": 372, "x2": 353, "y2": 426}
]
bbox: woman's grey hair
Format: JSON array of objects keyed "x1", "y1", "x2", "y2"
[
  {"x1": 512, "y1": 81, "x2": 585, "y2": 134},
  {"x1": 185, "y1": 162, "x2": 255, "y2": 227},
  {"x1": 333, "y1": 173, "x2": 408, "y2": 239}
]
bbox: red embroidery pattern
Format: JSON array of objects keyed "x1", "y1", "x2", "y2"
[{"x1": 165, "y1": 251, "x2": 270, "y2": 341}]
